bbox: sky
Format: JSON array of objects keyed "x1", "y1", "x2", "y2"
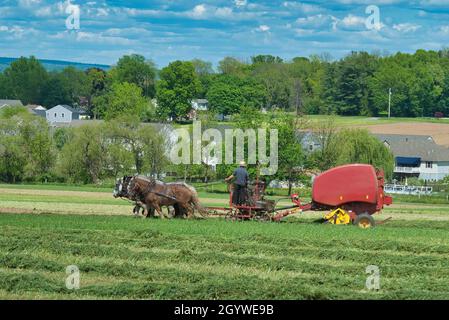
[{"x1": 1, "y1": 0, "x2": 449, "y2": 68}]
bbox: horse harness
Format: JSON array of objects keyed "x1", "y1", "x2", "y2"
[{"x1": 137, "y1": 177, "x2": 179, "y2": 202}]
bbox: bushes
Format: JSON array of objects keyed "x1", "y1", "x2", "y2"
[
  {"x1": 55, "y1": 120, "x2": 170, "y2": 184},
  {"x1": 0, "y1": 114, "x2": 54, "y2": 183},
  {"x1": 0, "y1": 113, "x2": 169, "y2": 184}
]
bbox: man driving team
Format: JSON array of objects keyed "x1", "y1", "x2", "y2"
[{"x1": 225, "y1": 161, "x2": 249, "y2": 205}]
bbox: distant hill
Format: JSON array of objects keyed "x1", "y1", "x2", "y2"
[{"x1": 0, "y1": 57, "x2": 111, "y2": 72}]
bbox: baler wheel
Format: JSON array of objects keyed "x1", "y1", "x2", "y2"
[{"x1": 353, "y1": 213, "x2": 375, "y2": 229}]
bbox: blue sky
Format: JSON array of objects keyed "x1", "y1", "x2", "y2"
[{"x1": 1, "y1": 0, "x2": 449, "y2": 68}]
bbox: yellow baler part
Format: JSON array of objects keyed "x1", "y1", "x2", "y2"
[{"x1": 324, "y1": 208, "x2": 351, "y2": 225}]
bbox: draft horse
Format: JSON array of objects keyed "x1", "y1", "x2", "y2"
[{"x1": 127, "y1": 176, "x2": 207, "y2": 219}]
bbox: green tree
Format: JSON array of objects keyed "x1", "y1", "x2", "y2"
[
  {"x1": 86, "y1": 68, "x2": 108, "y2": 118},
  {"x1": 93, "y1": 82, "x2": 148, "y2": 120},
  {"x1": 334, "y1": 129, "x2": 394, "y2": 179},
  {"x1": 19, "y1": 116, "x2": 55, "y2": 181},
  {"x1": 332, "y1": 52, "x2": 379, "y2": 116},
  {"x1": 41, "y1": 75, "x2": 72, "y2": 107},
  {"x1": 105, "y1": 141, "x2": 134, "y2": 179},
  {"x1": 109, "y1": 54, "x2": 157, "y2": 98},
  {"x1": 57, "y1": 124, "x2": 108, "y2": 184},
  {"x1": 288, "y1": 55, "x2": 326, "y2": 114},
  {"x1": 270, "y1": 112, "x2": 304, "y2": 195},
  {"x1": 0, "y1": 105, "x2": 30, "y2": 119},
  {"x1": 191, "y1": 59, "x2": 214, "y2": 75},
  {"x1": 218, "y1": 57, "x2": 249, "y2": 76},
  {"x1": 156, "y1": 61, "x2": 200, "y2": 121},
  {"x1": 0, "y1": 73, "x2": 7, "y2": 98},
  {"x1": 368, "y1": 59, "x2": 415, "y2": 117},
  {"x1": 306, "y1": 117, "x2": 339, "y2": 171},
  {"x1": 253, "y1": 62, "x2": 291, "y2": 110},
  {"x1": 2, "y1": 56, "x2": 48, "y2": 104},
  {"x1": 58, "y1": 66, "x2": 90, "y2": 105},
  {"x1": 0, "y1": 119, "x2": 26, "y2": 183},
  {"x1": 207, "y1": 75, "x2": 265, "y2": 115},
  {"x1": 106, "y1": 116, "x2": 169, "y2": 176},
  {"x1": 0, "y1": 113, "x2": 54, "y2": 182},
  {"x1": 191, "y1": 59, "x2": 215, "y2": 98},
  {"x1": 53, "y1": 127, "x2": 71, "y2": 150},
  {"x1": 251, "y1": 55, "x2": 283, "y2": 65}
]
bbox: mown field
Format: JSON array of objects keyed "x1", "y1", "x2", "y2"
[{"x1": 1, "y1": 184, "x2": 449, "y2": 299}]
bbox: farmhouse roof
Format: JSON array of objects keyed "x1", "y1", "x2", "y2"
[
  {"x1": 27, "y1": 104, "x2": 47, "y2": 111},
  {"x1": 0, "y1": 99, "x2": 23, "y2": 108},
  {"x1": 49, "y1": 105, "x2": 87, "y2": 114},
  {"x1": 49, "y1": 120, "x2": 174, "y2": 132},
  {"x1": 374, "y1": 134, "x2": 449, "y2": 162},
  {"x1": 193, "y1": 99, "x2": 208, "y2": 104}
]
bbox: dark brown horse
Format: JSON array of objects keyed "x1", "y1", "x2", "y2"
[
  {"x1": 113, "y1": 176, "x2": 146, "y2": 215},
  {"x1": 128, "y1": 176, "x2": 207, "y2": 219},
  {"x1": 114, "y1": 176, "x2": 177, "y2": 218}
]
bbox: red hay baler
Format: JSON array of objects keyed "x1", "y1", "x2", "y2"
[
  {"x1": 207, "y1": 164, "x2": 392, "y2": 228},
  {"x1": 280, "y1": 164, "x2": 393, "y2": 228}
]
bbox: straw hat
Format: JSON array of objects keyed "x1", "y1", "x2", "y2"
[{"x1": 239, "y1": 161, "x2": 246, "y2": 167}]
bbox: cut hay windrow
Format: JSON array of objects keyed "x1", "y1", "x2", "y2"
[{"x1": 1, "y1": 213, "x2": 449, "y2": 299}]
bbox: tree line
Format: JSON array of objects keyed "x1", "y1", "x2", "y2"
[
  {"x1": 0, "y1": 109, "x2": 169, "y2": 184},
  {"x1": 1, "y1": 49, "x2": 449, "y2": 120},
  {"x1": 0, "y1": 105, "x2": 394, "y2": 190}
]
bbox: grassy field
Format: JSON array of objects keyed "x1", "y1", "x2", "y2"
[
  {"x1": 304, "y1": 115, "x2": 449, "y2": 126},
  {"x1": 1, "y1": 184, "x2": 449, "y2": 299}
]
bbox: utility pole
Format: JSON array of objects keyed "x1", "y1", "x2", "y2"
[{"x1": 388, "y1": 88, "x2": 392, "y2": 118}]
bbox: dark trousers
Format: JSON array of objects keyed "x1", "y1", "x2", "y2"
[{"x1": 232, "y1": 184, "x2": 247, "y2": 205}]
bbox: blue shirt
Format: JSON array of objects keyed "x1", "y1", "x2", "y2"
[{"x1": 233, "y1": 167, "x2": 249, "y2": 186}]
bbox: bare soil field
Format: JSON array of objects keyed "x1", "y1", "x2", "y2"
[{"x1": 359, "y1": 122, "x2": 449, "y2": 147}]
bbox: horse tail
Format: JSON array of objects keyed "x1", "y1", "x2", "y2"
[
  {"x1": 185, "y1": 185, "x2": 208, "y2": 217},
  {"x1": 191, "y1": 195, "x2": 208, "y2": 217}
]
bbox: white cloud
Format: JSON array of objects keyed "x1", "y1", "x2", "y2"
[
  {"x1": 439, "y1": 26, "x2": 449, "y2": 34},
  {"x1": 103, "y1": 27, "x2": 152, "y2": 38},
  {"x1": 296, "y1": 14, "x2": 336, "y2": 29},
  {"x1": 95, "y1": 8, "x2": 109, "y2": 17},
  {"x1": 191, "y1": 4, "x2": 206, "y2": 18},
  {"x1": 234, "y1": 0, "x2": 247, "y2": 7},
  {"x1": 257, "y1": 25, "x2": 270, "y2": 32},
  {"x1": 341, "y1": 15, "x2": 366, "y2": 27},
  {"x1": 76, "y1": 31, "x2": 135, "y2": 45},
  {"x1": 215, "y1": 7, "x2": 233, "y2": 18},
  {"x1": 282, "y1": 1, "x2": 322, "y2": 13},
  {"x1": 335, "y1": 0, "x2": 403, "y2": 3},
  {"x1": 184, "y1": 5, "x2": 255, "y2": 21},
  {"x1": 419, "y1": 0, "x2": 449, "y2": 6},
  {"x1": 18, "y1": 0, "x2": 42, "y2": 8},
  {"x1": 418, "y1": 10, "x2": 427, "y2": 17},
  {"x1": 393, "y1": 23, "x2": 421, "y2": 33},
  {"x1": 35, "y1": 6, "x2": 52, "y2": 17}
]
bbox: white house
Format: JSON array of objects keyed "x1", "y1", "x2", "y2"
[
  {"x1": 191, "y1": 99, "x2": 209, "y2": 111},
  {"x1": 298, "y1": 131, "x2": 449, "y2": 182},
  {"x1": 375, "y1": 134, "x2": 449, "y2": 181},
  {"x1": 46, "y1": 105, "x2": 88, "y2": 124}
]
